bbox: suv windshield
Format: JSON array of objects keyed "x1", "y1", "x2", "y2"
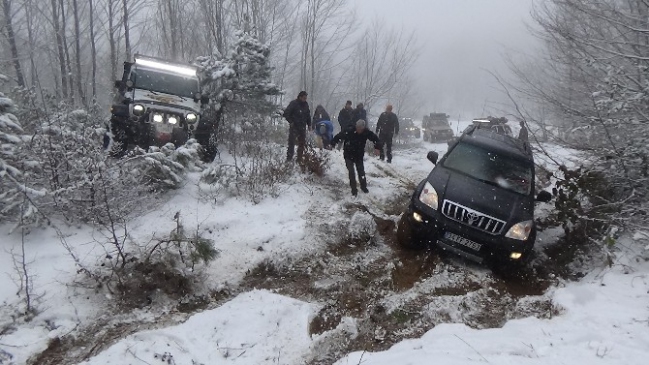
[
  {"x1": 131, "y1": 68, "x2": 199, "y2": 98},
  {"x1": 443, "y1": 142, "x2": 533, "y2": 195}
]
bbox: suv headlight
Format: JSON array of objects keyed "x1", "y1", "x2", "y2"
[
  {"x1": 505, "y1": 220, "x2": 533, "y2": 240},
  {"x1": 419, "y1": 182, "x2": 438, "y2": 210},
  {"x1": 186, "y1": 113, "x2": 198, "y2": 123},
  {"x1": 168, "y1": 116, "x2": 178, "y2": 125},
  {"x1": 133, "y1": 104, "x2": 145, "y2": 116},
  {"x1": 152, "y1": 113, "x2": 163, "y2": 123}
]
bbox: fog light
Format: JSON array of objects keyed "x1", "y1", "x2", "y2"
[
  {"x1": 413, "y1": 212, "x2": 424, "y2": 223},
  {"x1": 510, "y1": 252, "x2": 523, "y2": 260},
  {"x1": 133, "y1": 104, "x2": 145, "y2": 115},
  {"x1": 152, "y1": 113, "x2": 163, "y2": 123},
  {"x1": 168, "y1": 116, "x2": 178, "y2": 125}
]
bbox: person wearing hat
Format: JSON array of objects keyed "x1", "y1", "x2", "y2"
[
  {"x1": 283, "y1": 91, "x2": 312, "y2": 162},
  {"x1": 331, "y1": 119, "x2": 382, "y2": 196}
]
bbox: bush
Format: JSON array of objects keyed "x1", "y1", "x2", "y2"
[{"x1": 200, "y1": 143, "x2": 293, "y2": 204}]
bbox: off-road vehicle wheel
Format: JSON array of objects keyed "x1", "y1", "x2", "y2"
[
  {"x1": 396, "y1": 213, "x2": 425, "y2": 250},
  {"x1": 109, "y1": 117, "x2": 130, "y2": 156}
]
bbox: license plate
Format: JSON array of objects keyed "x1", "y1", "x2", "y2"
[
  {"x1": 444, "y1": 232, "x2": 482, "y2": 251},
  {"x1": 156, "y1": 123, "x2": 174, "y2": 133}
]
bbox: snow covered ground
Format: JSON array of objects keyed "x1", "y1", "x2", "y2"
[
  {"x1": 2, "y1": 124, "x2": 648, "y2": 365},
  {"x1": 336, "y1": 258, "x2": 649, "y2": 365}
]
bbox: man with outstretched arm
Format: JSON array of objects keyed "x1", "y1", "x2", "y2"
[
  {"x1": 283, "y1": 91, "x2": 311, "y2": 163},
  {"x1": 331, "y1": 119, "x2": 383, "y2": 196}
]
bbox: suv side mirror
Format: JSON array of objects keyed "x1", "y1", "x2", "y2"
[
  {"x1": 427, "y1": 151, "x2": 439, "y2": 164},
  {"x1": 536, "y1": 190, "x2": 552, "y2": 203},
  {"x1": 200, "y1": 95, "x2": 210, "y2": 105}
]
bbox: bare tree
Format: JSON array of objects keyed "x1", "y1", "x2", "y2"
[
  {"x1": 122, "y1": 0, "x2": 131, "y2": 60},
  {"x1": 89, "y1": 0, "x2": 98, "y2": 101},
  {"x1": 1, "y1": 0, "x2": 26, "y2": 87},
  {"x1": 349, "y1": 20, "x2": 420, "y2": 113}
]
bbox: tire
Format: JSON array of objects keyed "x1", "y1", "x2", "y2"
[
  {"x1": 396, "y1": 213, "x2": 425, "y2": 250},
  {"x1": 109, "y1": 116, "x2": 130, "y2": 157},
  {"x1": 423, "y1": 134, "x2": 429, "y2": 142},
  {"x1": 171, "y1": 128, "x2": 189, "y2": 147}
]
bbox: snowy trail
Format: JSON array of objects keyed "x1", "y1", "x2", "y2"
[{"x1": 3, "y1": 135, "x2": 637, "y2": 365}]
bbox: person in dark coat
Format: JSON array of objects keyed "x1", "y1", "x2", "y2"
[
  {"x1": 313, "y1": 105, "x2": 334, "y2": 148},
  {"x1": 337, "y1": 100, "x2": 353, "y2": 132},
  {"x1": 518, "y1": 120, "x2": 529, "y2": 142},
  {"x1": 313, "y1": 105, "x2": 331, "y2": 126},
  {"x1": 283, "y1": 91, "x2": 311, "y2": 162},
  {"x1": 350, "y1": 103, "x2": 367, "y2": 126},
  {"x1": 376, "y1": 104, "x2": 399, "y2": 163},
  {"x1": 331, "y1": 119, "x2": 383, "y2": 196}
]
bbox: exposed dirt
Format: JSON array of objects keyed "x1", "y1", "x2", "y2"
[
  {"x1": 241, "y1": 192, "x2": 568, "y2": 364},
  {"x1": 24, "y1": 147, "x2": 585, "y2": 365}
]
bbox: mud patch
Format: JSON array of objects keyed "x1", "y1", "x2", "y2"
[{"x1": 241, "y1": 197, "x2": 564, "y2": 365}]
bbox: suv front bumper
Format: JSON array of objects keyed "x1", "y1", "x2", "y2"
[{"x1": 406, "y1": 199, "x2": 534, "y2": 264}]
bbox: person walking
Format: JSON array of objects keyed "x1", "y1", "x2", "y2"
[
  {"x1": 351, "y1": 103, "x2": 367, "y2": 126},
  {"x1": 518, "y1": 120, "x2": 529, "y2": 142},
  {"x1": 337, "y1": 100, "x2": 354, "y2": 132},
  {"x1": 376, "y1": 104, "x2": 399, "y2": 163},
  {"x1": 331, "y1": 119, "x2": 382, "y2": 196},
  {"x1": 313, "y1": 105, "x2": 334, "y2": 149},
  {"x1": 283, "y1": 91, "x2": 311, "y2": 163}
]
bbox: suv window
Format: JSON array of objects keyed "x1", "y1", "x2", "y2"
[{"x1": 443, "y1": 142, "x2": 533, "y2": 195}]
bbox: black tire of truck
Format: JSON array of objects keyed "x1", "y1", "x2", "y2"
[
  {"x1": 396, "y1": 213, "x2": 426, "y2": 250},
  {"x1": 195, "y1": 121, "x2": 218, "y2": 162},
  {"x1": 109, "y1": 117, "x2": 130, "y2": 157}
]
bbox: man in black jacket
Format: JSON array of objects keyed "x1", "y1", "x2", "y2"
[
  {"x1": 337, "y1": 100, "x2": 353, "y2": 132},
  {"x1": 351, "y1": 103, "x2": 367, "y2": 126},
  {"x1": 376, "y1": 104, "x2": 399, "y2": 163},
  {"x1": 283, "y1": 91, "x2": 311, "y2": 162},
  {"x1": 331, "y1": 119, "x2": 383, "y2": 196}
]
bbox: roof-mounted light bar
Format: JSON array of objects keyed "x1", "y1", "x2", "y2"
[{"x1": 134, "y1": 57, "x2": 197, "y2": 77}]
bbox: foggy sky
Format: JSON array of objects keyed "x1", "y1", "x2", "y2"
[{"x1": 354, "y1": 0, "x2": 536, "y2": 119}]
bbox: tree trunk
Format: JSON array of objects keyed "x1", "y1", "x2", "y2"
[
  {"x1": 1, "y1": 0, "x2": 26, "y2": 87},
  {"x1": 72, "y1": 0, "x2": 87, "y2": 107},
  {"x1": 108, "y1": 0, "x2": 117, "y2": 83},
  {"x1": 123, "y1": 0, "x2": 131, "y2": 60},
  {"x1": 89, "y1": 0, "x2": 97, "y2": 101},
  {"x1": 60, "y1": 0, "x2": 75, "y2": 103},
  {"x1": 50, "y1": 0, "x2": 68, "y2": 99}
]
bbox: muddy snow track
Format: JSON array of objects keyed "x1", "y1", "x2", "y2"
[
  {"x1": 27, "y1": 158, "x2": 571, "y2": 365},
  {"x1": 242, "y1": 167, "x2": 563, "y2": 365}
]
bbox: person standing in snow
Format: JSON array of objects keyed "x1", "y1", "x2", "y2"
[
  {"x1": 518, "y1": 120, "x2": 529, "y2": 142},
  {"x1": 313, "y1": 105, "x2": 334, "y2": 149},
  {"x1": 376, "y1": 104, "x2": 399, "y2": 163},
  {"x1": 337, "y1": 100, "x2": 354, "y2": 132},
  {"x1": 331, "y1": 119, "x2": 383, "y2": 196},
  {"x1": 350, "y1": 103, "x2": 367, "y2": 126},
  {"x1": 312, "y1": 105, "x2": 330, "y2": 128},
  {"x1": 283, "y1": 91, "x2": 311, "y2": 163}
]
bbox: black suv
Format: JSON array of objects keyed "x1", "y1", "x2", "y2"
[{"x1": 398, "y1": 126, "x2": 552, "y2": 266}]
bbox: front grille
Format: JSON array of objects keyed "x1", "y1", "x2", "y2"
[{"x1": 442, "y1": 200, "x2": 506, "y2": 235}]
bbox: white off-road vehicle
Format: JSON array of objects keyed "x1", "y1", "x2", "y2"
[{"x1": 108, "y1": 54, "x2": 211, "y2": 154}]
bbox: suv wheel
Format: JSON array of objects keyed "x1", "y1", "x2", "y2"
[{"x1": 396, "y1": 213, "x2": 425, "y2": 250}]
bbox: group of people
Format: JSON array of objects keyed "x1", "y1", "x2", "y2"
[{"x1": 282, "y1": 91, "x2": 400, "y2": 196}]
